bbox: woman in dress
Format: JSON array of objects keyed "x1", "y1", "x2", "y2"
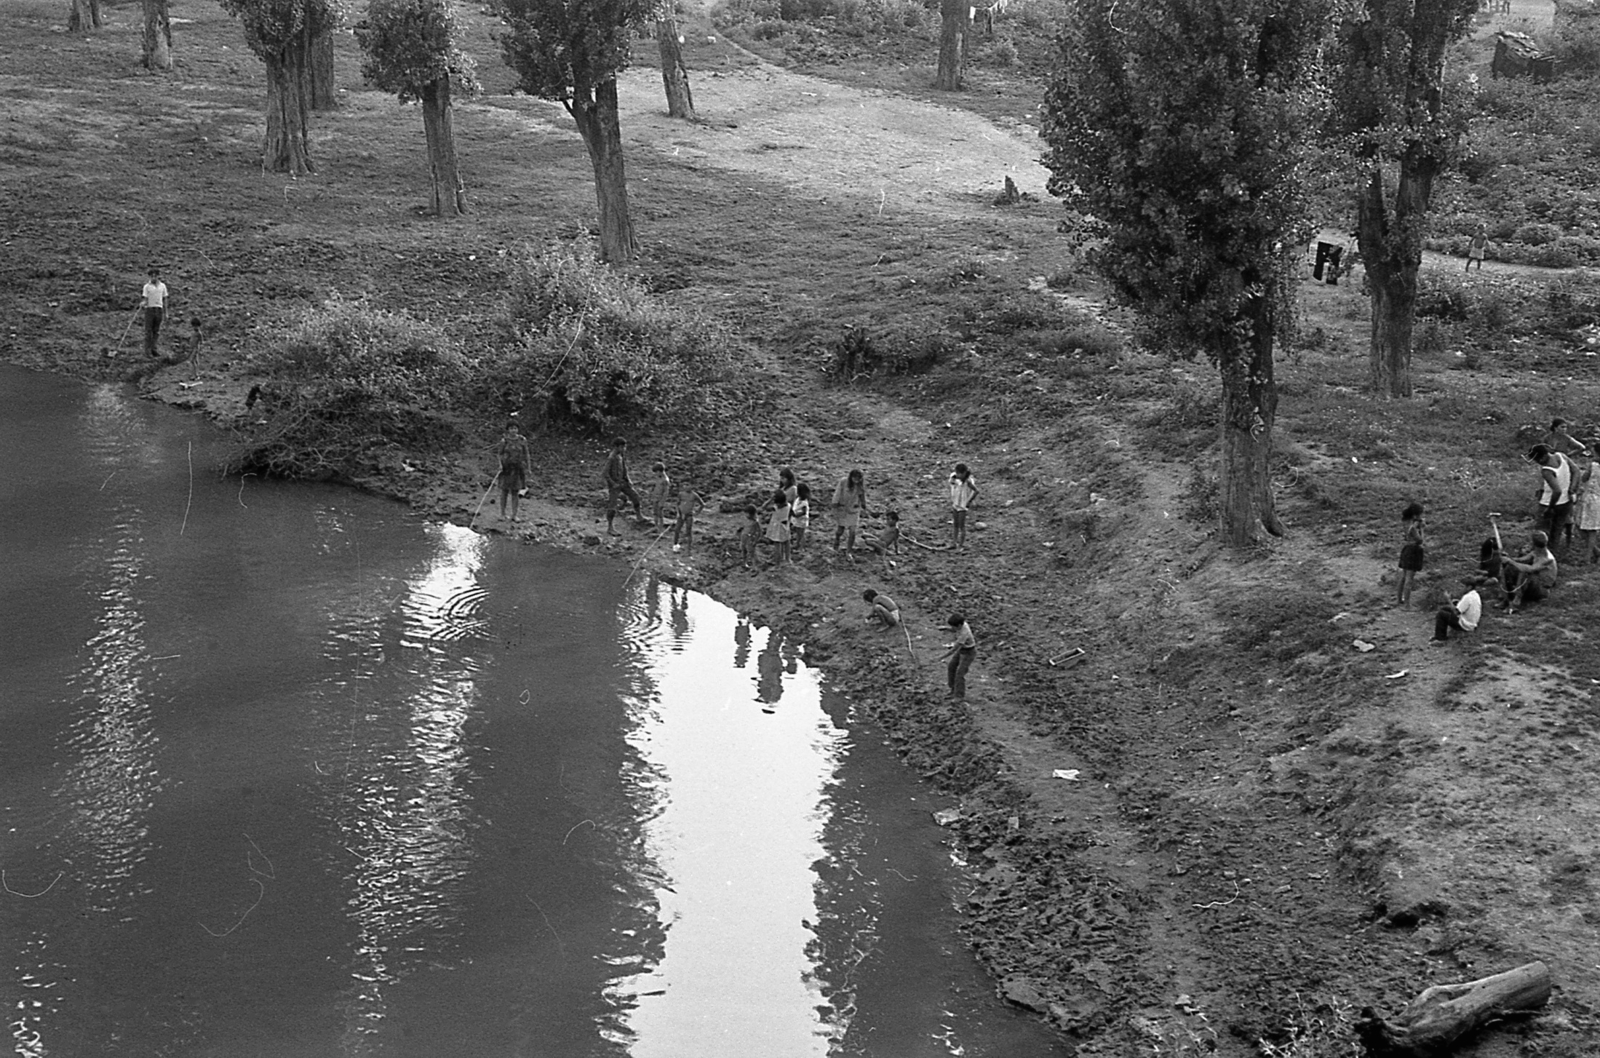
[{"x1": 1397, "y1": 502, "x2": 1425, "y2": 605}]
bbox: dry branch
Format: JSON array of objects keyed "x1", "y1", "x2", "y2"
[{"x1": 1356, "y1": 961, "x2": 1551, "y2": 1057}]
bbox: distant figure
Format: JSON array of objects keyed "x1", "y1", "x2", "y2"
[
  {"x1": 791, "y1": 482, "x2": 812, "y2": 553},
  {"x1": 1396, "y1": 502, "x2": 1425, "y2": 605},
  {"x1": 1466, "y1": 226, "x2": 1487, "y2": 272},
  {"x1": 943, "y1": 613, "x2": 977, "y2": 700},
  {"x1": 141, "y1": 266, "x2": 169, "y2": 358},
  {"x1": 496, "y1": 423, "x2": 531, "y2": 522},
  {"x1": 867, "y1": 510, "x2": 902, "y2": 573},
  {"x1": 949, "y1": 463, "x2": 980, "y2": 550},
  {"x1": 649, "y1": 462, "x2": 672, "y2": 530},
  {"x1": 831, "y1": 469, "x2": 871, "y2": 559},
  {"x1": 765, "y1": 488, "x2": 792, "y2": 566},
  {"x1": 672, "y1": 482, "x2": 705, "y2": 554},
  {"x1": 862, "y1": 588, "x2": 900, "y2": 627},
  {"x1": 1432, "y1": 578, "x2": 1485, "y2": 644},
  {"x1": 1500, "y1": 530, "x2": 1557, "y2": 613},
  {"x1": 603, "y1": 438, "x2": 644, "y2": 535}
]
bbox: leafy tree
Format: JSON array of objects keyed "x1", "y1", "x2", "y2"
[
  {"x1": 1041, "y1": 0, "x2": 1328, "y2": 544},
  {"x1": 495, "y1": 0, "x2": 654, "y2": 262},
  {"x1": 355, "y1": 0, "x2": 479, "y2": 216},
  {"x1": 1329, "y1": 0, "x2": 1477, "y2": 398},
  {"x1": 218, "y1": 0, "x2": 338, "y2": 175},
  {"x1": 143, "y1": 0, "x2": 173, "y2": 70},
  {"x1": 935, "y1": 0, "x2": 963, "y2": 90}
]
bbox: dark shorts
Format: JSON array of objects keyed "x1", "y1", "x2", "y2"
[
  {"x1": 1398, "y1": 542, "x2": 1425, "y2": 572},
  {"x1": 499, "y1": 463, "x2": 526, "y2": 493}
]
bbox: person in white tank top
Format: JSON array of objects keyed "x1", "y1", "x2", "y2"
[{"x1": 141, "y1": 266, "x2": 169, "y2": 358}]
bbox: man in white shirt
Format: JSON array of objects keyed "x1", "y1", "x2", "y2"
[
  {"x1": 141, "y1": 266, "x2": 169, "y2": 358},
  {"x1": 1432, "y1": 578, "x2": 1485, "y2": 643}
]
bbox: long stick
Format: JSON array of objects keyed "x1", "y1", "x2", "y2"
[
  {"x1": 469, "y1": 474, "x2": 499, "y2": 527},
  {"x1": 623, "y1": 526, "x2": 674, "y2": 588},
  {"x1": 117, "y1": 305, "x2": 141, "y2": 351}
]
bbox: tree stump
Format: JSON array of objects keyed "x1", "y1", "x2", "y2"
[{"x1": 1355, "y1": 961, "x2": 1551, "y2": 1057}]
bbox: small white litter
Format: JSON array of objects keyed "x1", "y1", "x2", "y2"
[
  {"x1": 1386, "y1": 670, "x2": 1409, "y2": 680},
  {"x1": 1352, "y1": 639, "x2": 1376, "y2": 652},
  {"x1": 933, "y1": 808, "x2": 961, "y2": 826},
  {"x1": 1052, "y1": 769, "x2": 1082, "y2": 781}
]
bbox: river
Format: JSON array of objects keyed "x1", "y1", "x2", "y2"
[{"x1": 0, "y1": 365, "x2": 1067, "y2": 1057}]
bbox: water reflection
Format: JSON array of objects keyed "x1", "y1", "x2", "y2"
[
  {"x1": 610, "y1": 583, "x2": 848, "y2": 1057},
  {"x1": 311, "y1": 523, "x2": 487, "y2": 1051}
]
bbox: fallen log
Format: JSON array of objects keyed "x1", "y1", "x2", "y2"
[{"x1": 1355, "y1": 961, "x2": 1551, "y2": 1057}]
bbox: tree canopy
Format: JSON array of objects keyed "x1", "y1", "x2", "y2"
[
  {"x1": 356, "y1": 0, "x2": 478, "y2": 104},
  {"x1": 1042, "y1": 0, "x2": 1330, "y2": 543}
]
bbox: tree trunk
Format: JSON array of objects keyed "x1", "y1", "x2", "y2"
[
  {"x1": 142, "y1": 0, "x2": 172, "y2": 72},
  {"x1": 263, "y1": 47, "x2": 314, "y2": 176},
  {"x1": 308, "y1": 26, "x2": 337, "y2": 110},
  {"x1": 656, "y1": 13, "x2": 696, "y2": 120},
  {"x1": 67, "y1": 0, "x2": 99, "y2": 32},
  {"x1": 1356, "y1": 961, "x2": 1551, "y2": 1056},
  {"x1": 936, "y1": 0, "x2": 965, "y2": 90},
  {"x1": 570, "y1": 78, "x2": 639, "y2": 263},
  {"x1": 1217, "y1": 292, "x2": 1285, "y2": 546},
  {"x1": 1358, "y1": 162, "x2": 1432, "y2": 399},
  {"x1": 421, "y1": 79, "x2": 466, "y2": 217}
]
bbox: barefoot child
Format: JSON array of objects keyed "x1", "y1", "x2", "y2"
[
  {"x1": 497, "y1": 423, "x2": 531, "y2": 522},
  {"x1": 942, "y1": 613, "x2": 977, "y2": 700},
  {"x1": 862, "y1": 589, "x2": 900, "y2": 627},
  {"x1": 649, "y1": 462, "x2": 672, "y2": 529},
  {"x1": 791, "y1": 483, "x2": 812, "y2": 553},
  {"x1": 737, "y1": 506, "x2": 760, "y2": 568},
  {"x1": 866, "y1": 510, "x2": 902, "y2": 573},
  {"x1": 1397, "y1": 502, "x2": 1425, "y2": 605},
  {"x1": 765, "y1": 488, "x2": 793, "y2": 566},
  {"x1": 950, "y1": 463, "x2": 979, "y2": 550},
  {"x1": 672, "y1": 482, "x2": 705, "y2": 554}
]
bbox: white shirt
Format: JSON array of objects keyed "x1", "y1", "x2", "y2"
[
  {"x1": 1456, "y1": 590, "x2": 1482, "y2": 632},
  {"x1": 142, "y1": 280, "x2": 168, "y2": 309},
  {"x1": 950, "y1": 474, "x2": 978, "y2": 511}
]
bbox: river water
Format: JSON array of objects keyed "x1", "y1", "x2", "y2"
[{"x1": 0, "y1": 366, "x2": 1066, "y2": 1058}]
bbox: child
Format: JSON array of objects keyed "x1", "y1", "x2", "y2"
[
  {"x1": 1397, "y1": 502, "x2": 1425, "y2": 605},
  {"x1": 649, "y1": 462, "x2": 672, "y2": 529},
  {"x1": 1432, "y1": 577, "x2": 1485, "y2": 644},
  {"x1": 765, "y1": 488, "x2": 792, "y2": 566},
  {"x1": 791, "y1": 483, "x2": 812, "y2": 553},
  {"x1": 866, "y1": 510, "x2": 902, "y2": 573},
  {"x1": 1578, "y1": 445, "x2": 1600, "y2": 563},
  {"x1": 672, "y1": 482, "x2": 705, "y2": 554},
  {"x1": 737, "y1": 505, "x2": 760, "y2": 568},
  {"x1": 862, "y1": 589, "x2": 900, "y2": 628},
  {"x1": 497, "y1": 423, "x2": 531, "y2": 522},
  {"x1": 950, "y1": 463, "x2": 979, "y2": 550},
  {"x1": 943, "y1": 613, "x2": 977, "y2": 700}
]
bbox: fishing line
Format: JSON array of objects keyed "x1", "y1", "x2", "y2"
[
  {"x1": 622, "y1": 526, "x2": 674, "y2": 588},
  {"x1": 2, "y1": 871, "x2": 64, "y2": 898}
]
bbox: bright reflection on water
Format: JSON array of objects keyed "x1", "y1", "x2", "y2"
[
  {"x1": 0, "y1": 366, "x2": 1068, "y2": 1058},
  {"x1": 610, "y1": 587, "x2": 841, "y2": 1056}
]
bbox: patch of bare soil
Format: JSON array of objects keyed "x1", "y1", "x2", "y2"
[{"x1": 10, "y1": 2, "x2": 1600, "y2": 1055}]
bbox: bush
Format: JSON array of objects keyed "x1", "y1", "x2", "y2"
[
  {"x1": 492, "y1": 240, "x2": 740, "y2": 429},
  {"x1": 231, "y1": 299, "x2": 467, "y2": 477},
  {"x1": 1513, "y1": 221, "x2": 1563, "y2": 246}
]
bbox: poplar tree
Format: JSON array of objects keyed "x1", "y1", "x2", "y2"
[
  {"x1": 1042, "y1": 0, "x2": 1329, "y2": 544},
  {"x1": 355, "y1": 0, "x2": 478, "y2": 216},
  {"x1": 1329, "y1": 0, "x2": 1478, "y2": 398},
  {"x1": 495, "y1": 0, "x2": 654, "y2": 262}
]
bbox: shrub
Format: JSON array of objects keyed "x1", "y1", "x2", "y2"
[
  {"x1": 231, "y1": 299, "x2": 467, "y2": 477},
  {"x1": 492, "y1": 240, "x2": 739, "y2": 429},
  {"x1": 1513, "y1": 221, "x2": 1563, "y2": 246}
]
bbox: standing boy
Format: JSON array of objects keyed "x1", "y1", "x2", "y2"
[
  {"x1": 672, "y1": 481, "x2": 705, "y2": 554},
  {"x1": 949, "y1": 463, "x2": 979, "y2": 550},
  {"x1": 649, "y1": 462, "x2": 672, "y2": 530},
  {"x1": 943, "y1": 613, "x2": 977, "y2": 700},
  {"x1": 497, "y1": 422, "x2": 531, "y2": 522},
  {"x1": 141, "y1": 266, "x2": 169, "y2": 358},
  {"x1": 604, "y1": 438, "x2": 644, "y2": 535}
]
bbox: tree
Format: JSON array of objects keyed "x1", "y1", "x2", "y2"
[
  {"x1": 935, "y1": 0, "x2": 963, "y2": 90},
  {"x1": 308, "y1": 3, "x2": 344, "y2": 110},
  {"x1": 67, "y1": 0, "x2": 103, "y2": 32},
  {"x1": 655, "y1": 0, "x2": 695, "y2": 120},
  {"x1": 218, "y1": 0, "x2": 338, "y2": 175},
  {"x1": 143, "y1": 0, "x2": 173, "y2": 71},
  {"x1": 496, "y1": 0, "x2": 654, "y2": 262},
  {"x1": 355, "y1": 0, "x2": 479, "y2": 216},
  {"x1": 1329, "y1": 0, "x2": 1477, "y2": 398},
  {"x1": 1041, "y1": 0, "x2": 1328, "y2": 545}
]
